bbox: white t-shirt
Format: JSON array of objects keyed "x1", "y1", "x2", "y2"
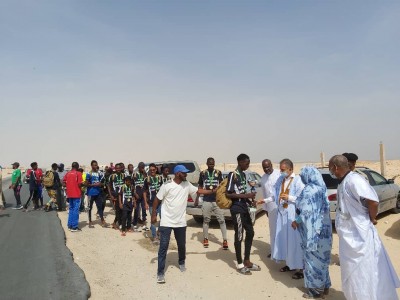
[{"x1": 156, "y1": 180, "x2": 198, "y2": 227}]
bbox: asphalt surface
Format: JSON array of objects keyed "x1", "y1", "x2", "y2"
[{"x1": 0, "y1": 177, "x2": 91, "y2": 300}]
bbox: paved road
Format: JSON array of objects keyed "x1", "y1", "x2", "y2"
[{"x1": 0, "y1": 177, "x2": 91, "y2": 300}]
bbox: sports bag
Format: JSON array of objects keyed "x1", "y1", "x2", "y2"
[
  {"x1": 216, "y1": 178, "x2": 232, "y2": 209},
  {"x1": 43, "y1": 170, "x2": 55, "y2": 188}
]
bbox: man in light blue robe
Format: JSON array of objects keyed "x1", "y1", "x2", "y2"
[
  {"x1": 292, "y1": 166, "x2": 332, "y2": 299},
  {"x1": 272, "y1": 159, "x2": 305, "y2": 279}
]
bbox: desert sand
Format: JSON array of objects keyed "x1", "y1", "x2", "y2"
[{"x1": 57, "y1": 160, "x2": 400, "y2": 300}]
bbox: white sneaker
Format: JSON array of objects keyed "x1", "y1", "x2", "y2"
[
  {"x1": 179, "y1": 264, "x2": 186, "y2": 272},
  {"x1": 157, "y1": 275, "x2": 165, "y2": 284},
  {"x1": 142, "y1": 226, "x2": 150, "y2": 231},
  {"x1": 133, "y1": 226, "x2": 142, "y2": 232}
]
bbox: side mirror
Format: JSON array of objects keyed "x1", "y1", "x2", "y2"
[{"x1": 387, "y1": 179, "x2": 395, "y2": 184}]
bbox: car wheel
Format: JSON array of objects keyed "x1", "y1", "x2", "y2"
[
  {"x1": 391, "y1": 194, "x2": 400, "y2": 214},
  {"x1": 193, "y1": 216, "x2": 203, "y2": 223}
]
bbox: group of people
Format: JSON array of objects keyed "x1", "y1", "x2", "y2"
[
  {"x1": 7, "y1": 162, "x2": 68, "y2": 212},
  {"x1": 3, "y1": 153, "x2": 400, "y2": 299},
  {"x1": 257, "y1": 153, "x2": 399, "y2": 299}
]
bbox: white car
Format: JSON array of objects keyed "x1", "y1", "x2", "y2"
[{"x1": 318, "y1": 167, "x2": 400, "y2": 221}]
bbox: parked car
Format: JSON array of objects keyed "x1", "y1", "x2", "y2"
[
  {"x1": 134, "y1": 160, "x2": 200, "y2": 185},
  {"x1": 318, "y1": 167, "x2": 400, "y2": 221},
  {"x1": 186, "y1": 170, "x2": 264, "y2": 223}
]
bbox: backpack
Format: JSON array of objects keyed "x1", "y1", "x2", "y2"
[
  {"x1": 43, "y1": 170, "x2": 55, "y2": 188},
  {"x1": 216, "y1": 178, "x2": 232, "y2": 209}
]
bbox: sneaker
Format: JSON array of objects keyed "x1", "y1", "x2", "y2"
[
  {"x1": 157, "y1": 275, "x2": 165, "y2": 284},
  {"x1": 133, "y1": 226, "x2": 142, "y2": 232},
  {"x1": 179, "y1": 264, "x2": 186, "y2": 272},
  {"x1": 70, "y1": 228, "x2": 81, "y2": 232},
  {"x1": 152, "y1": 237, "x2": 160, "y2": 245},
  {"x1": 12, "y1": 205, "x2": 23, "y2": 210},
  {"x1": 223, "y1": 240, "x2": 228, "y2": 250},
  {"x1": 203, "y1": 238, "x2": 209, "y2": 248},
  {"x1": 142, "y1": 226, "x2": 150, "y2": 231}
]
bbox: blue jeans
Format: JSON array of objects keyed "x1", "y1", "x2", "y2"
[
  {"x1": 132, "y1": 198, "x2": 147, "y2": 225},
  {"x1": 67, "y1": 198, "x2": 81, "y2": 229},
  {"x1": 149, "y1": 205, "x2": 161, "y2": 238},
  {"x1": 157, "y1": 226, "x2": 186, "y2": 276}
]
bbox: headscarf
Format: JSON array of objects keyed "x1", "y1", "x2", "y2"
[{"x1": 297, "y1": 166, "x2": 330, "y2": 251}]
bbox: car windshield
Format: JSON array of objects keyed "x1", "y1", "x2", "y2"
[{"x1": 321, "y1": 174, "x2": 340, "y2": 189}]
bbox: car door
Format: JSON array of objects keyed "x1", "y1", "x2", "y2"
[{"x1": 364, "y1": 170, "x2": 396, "y2": 213}]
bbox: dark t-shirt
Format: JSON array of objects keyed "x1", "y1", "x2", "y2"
[
  {"x1": 143, "y1": 175, "x2": 162, "y2": 205},
  {"x1": 226, "y1": 170, "x2": 249, "y2": 213},
  {"x1": 110, "y1": 173, "x2": 125, "y2": 194},
  {"x1": 134, "y1": 172, "x2": 146, "y2": 199},
  {"x1": 198, "y1": 169, "x2": 223, "y2": 202},
  {"x1": 121, "y1": 184, "x2": 134, "y2": 210}
]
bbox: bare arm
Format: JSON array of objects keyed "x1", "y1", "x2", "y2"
[
  {"x1": 367, "y1": 199, "x2": 378, "y2": 225},
  {"x1": 151, "y1": 197, "x2": 161, "y2": 224},
  {"x1": 226, "y1": 192, "x2": 256, "y2": 199}
]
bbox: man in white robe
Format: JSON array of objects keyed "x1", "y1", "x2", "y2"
[
  {"x1": 272, "y1": 159, "x2": 305, "y2": 278},
  {"x1": 329, "y1": 155, "x2": 400, "y2": 300},
  {"x1": 257, "y1": 159, "x2": 280, "y2": 258}
]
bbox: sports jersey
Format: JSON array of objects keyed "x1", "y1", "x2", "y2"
[
  {"x1": 198, "y1": 169, "x2": 223, "y2": 202},
  {"x1": 143, "y1": 175, "x2": 162, "y2": 205}
]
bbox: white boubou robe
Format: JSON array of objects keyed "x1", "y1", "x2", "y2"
[
  {"x1": 272, "y1": 173, "x2": 305, "y2": 269},
  {"x1": 336, "y1": 172, "x2": 400, "y2": 300},
  {"x1": 260, "y1": 169, "x2": 281, "y2": 256}
]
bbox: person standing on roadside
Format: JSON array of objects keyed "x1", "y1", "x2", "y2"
[
  {"x1": 195, "y1": 157, "x2": 228, "y2": 249},
  {"x1": 108, "y1": 163, "x2": 125, "y2": 230},
  {"x1": 57, "y1": 163, "x2": 67, "y2": 211},
  {"x1": 329, "y1": 155, "x2": 400, "y2": 300},
  {"x1": 161, "y1": 165, "x2": 172, "y2": 184},
  {"x1": 151, "y1": 165, "x2": 215, "y2": 284},
  {"x1": 86, "y1": 160, "x2": 107, "y2": 227},
  {"x1": 9, "y1": 162, "x2": 23, "y2": 209},
  {"x1": 0, "y1": 165, "x2": 5, "y2": 210},
  {"x1": 226, "y1": 154, "x2": 259, "y2": 275},
  {"x1": 63, "y1": 162, "x2": 83, "y2": 232},
  {"x1": 120, "y1": 177, "x2": 136, "y2": 236},
  {"x1": 143, "y1": 163, "x2": 163, "y2": 242},
  {"x1": 133, "y1": 162, "x2": 148, "y2": 232},
  {"x1": 44, "y1": 163, "x2": 61, "y2": 212},
  {"x1": 273, "y1": 158, "x2": 304, "y2": 280},
  {"x1": 256, "y1": 159, "x2": 280, "y2": 258},
  {"x1": 24, "y1": 162, "x2": 43, "y2": 210},
  {"x1": 291, "y1": 166, "x2": 332, "y2": 299}
]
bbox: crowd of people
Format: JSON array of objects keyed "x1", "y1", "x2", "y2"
[{"x1": 2, "y1": 153, "x2": 400, "y2": 299}]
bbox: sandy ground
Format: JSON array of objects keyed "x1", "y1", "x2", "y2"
[
  {"x1": 57, "y1": 159, "x2": 400, "y2": 300},
  {"x1": 58, "y1": 208, "x2": 400, "y2": 300}
]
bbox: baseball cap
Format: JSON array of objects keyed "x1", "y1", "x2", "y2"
[
  {"x1": 173, "y1": 165, "x2": 190, "y2": 174},
  {"x1": 12, "y1": 162, "x2": 20, "y2": 167}
]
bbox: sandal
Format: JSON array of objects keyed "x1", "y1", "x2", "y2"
[
  {"x1": 280, "y1": 266, "x2": 291, "y2": 272},
  {"x1": 238, "y1": 267, "x2": 252, "y2": 275},
  {"x1": 292, "y1": 271, "x2": 304, "y2": 279},
  {"x1": 121, "y1": 232, "x2": 126, "y2": 236},
  {"x1": 245, "y1": 263, "x2": 261, "y2": 271}
]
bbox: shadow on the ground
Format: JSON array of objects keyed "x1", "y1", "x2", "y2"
[
  {"x1": 385, "y1": 218, "x2": 400, "y2": 239},
  {"x1": 0, "y1": 213, "x2": 10, "y2": 217},
  {"x1": 78, "y1": 220, "x2": 89, "y2": 229},
  {"x1": 252, "y1": 239, "x2": 345, "y2": 299}
]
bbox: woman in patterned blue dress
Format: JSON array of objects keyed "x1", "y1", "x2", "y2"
[{"x1": 291, "y1": 166, "x2": 332, "y2": 299}]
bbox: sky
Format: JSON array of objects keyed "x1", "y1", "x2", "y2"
[{"x1": 1, "y1": 1, "x2": 399, "y2": 168}]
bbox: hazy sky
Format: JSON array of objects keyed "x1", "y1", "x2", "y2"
[{"x1": 1, "y1": 1, "x2": 399, "y2": 168}]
